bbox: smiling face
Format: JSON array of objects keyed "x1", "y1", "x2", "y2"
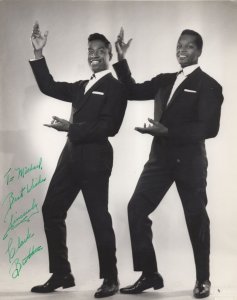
[
  {"x1": 88, "y1": 39, "x2": 111, "y2": 73},
  {"x1": 176, "y1": 34, "x2": 202, "y2": 68}
]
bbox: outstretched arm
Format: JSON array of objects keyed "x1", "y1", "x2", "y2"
[
  {"x1": 114, "y1": 27, "x2": 166, "y2": 100},
  {"x1": 29, "y1": 22, "x2": 79, "y2": 102}
]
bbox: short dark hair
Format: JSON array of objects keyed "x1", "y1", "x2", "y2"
[
  {"x1": 88, "y1": 33, "x2": 110, "y2": 47},
  {"x1": 88, "y1": 33, "x2": 112, "y2": 58},
  {"x1": 181, "y1": 29, "x2": 203, "y2": 50}
]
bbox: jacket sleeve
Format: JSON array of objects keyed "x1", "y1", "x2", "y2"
[
  {"x1": 167, "y1": 80, "x2": 224, "y2": 142},
  {"x1": 113, "y1": 59, "x2": 164, "y2": 100},
  {"x1": 29, "y1": 57, "x2": 78, "y2": 102},
  {"x1": 67, "y1": 82, "x2": 127, "y2": 143}
]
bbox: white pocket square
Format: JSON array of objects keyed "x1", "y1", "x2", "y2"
[
  {"x1": 92, "y1": 91, "x2": 104, "y2": 95},
  {"x1": 184, "y1": 89, "x2": 197, "y2": 93}
]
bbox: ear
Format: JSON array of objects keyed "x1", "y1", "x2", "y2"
[
  {"x1": 109, "y1": 52, "x2": 113, "y2": 61},
  {"x1": 198, "y1": 48, "x2": 202, "y2": 57}
]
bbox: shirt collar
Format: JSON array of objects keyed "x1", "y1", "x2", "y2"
[
  {"x1": 182, "y1": 64, "x2": 199, "y2": 77},
  {"x1": 91, "y1": 69, "x2": 111, "y2": 81}
]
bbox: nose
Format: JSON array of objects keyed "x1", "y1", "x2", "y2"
[
  {"x1": 179, "y1": 45, "x2": 188, "y2": 52},
  {"x1": 91, "y1": 51, "x2": 99, "y2": 58}
]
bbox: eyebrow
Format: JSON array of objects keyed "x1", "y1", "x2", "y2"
[
  {"x1": 177, "y1": 42, "x2": 195, "y2": 46},
  {"x1": 88, "y1": 47, "x2": 106, "y2": 50}
]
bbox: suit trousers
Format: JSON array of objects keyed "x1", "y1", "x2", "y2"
[
  {"x1": 128, "y1": 141, "x2": 210, "y2": 282},
  {"x1": 42, "y1": 145, "x2": 117, "y2": 279}
]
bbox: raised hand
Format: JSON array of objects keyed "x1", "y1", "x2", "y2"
[
  {"x1": 31, "y1": 21, "x2": 48, "y2": 54},
  {"x1": 135, "y1": 118, "x2": 168, "y2": 137},
  {"x1": 44, "y1": 116, "x2": 70, "y2": 132},
  {"x1": 115, "y1": 27, "x2": 132, "y2": 61}
]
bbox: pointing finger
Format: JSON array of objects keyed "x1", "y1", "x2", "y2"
[
  {"x1": 120, "y1": 27, "x2": 124, "y2": 41},
  {"x1": 52, "y1": 116, "x2": 61, "y2": 121},
  {"x1": 148, "y1": 118, "x2": 158, "y2": 125}
]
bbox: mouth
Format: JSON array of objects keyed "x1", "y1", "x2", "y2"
[
  {"x1": 90, "y1": 59, "x2": 101, "y2": 66},
  {"x1": 178, "y1": 54, "x2": 188, "y2": 60}
]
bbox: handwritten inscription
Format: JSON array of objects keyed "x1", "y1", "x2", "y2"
[
  {"x1": 1, "y1": 157, "x2": 46, "y2": 278},
  {"x1": 2, "y1": 175, "x2": 46, "y2": 221},
  {"x1": 6, "y1": 228, "x2": 34, "y2": 263},
  {"x1": 4, "y1": 157, "x2": 43, "y2": 185},
  {"x1": 3, "y1": 199, "x2": 39, "y2": 240},
  {"x1": 15, "y1": 157, "x2": 43, "y2": 179},
  {"x1": 10, "y1": 245, "x2": 43, "y2": 279}
]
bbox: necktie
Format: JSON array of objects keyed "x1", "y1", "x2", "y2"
[
  {"x1": 85, "y1": 74, "x2": 96, "y2": 94},
  {"x1": 90, "y1": 73, "x2": 96, "y2": 80}
]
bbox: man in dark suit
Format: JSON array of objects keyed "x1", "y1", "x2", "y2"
[
  {"x1": 29, "y1": 22, "x2": 127, "y2": 298},
  {"x1": 113, "y1": 28, "x2": 223, "y2": 298}
]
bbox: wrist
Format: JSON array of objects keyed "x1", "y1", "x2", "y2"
[
  {"x1": 34, "y1": 49, "x2": 43, "y2": 59},
  {"x1": 162, "y1": 128, "x2": 168, "y2": 136},
  {"x1": 66, "y1": 122, "x2": 71, "y2": 132},
  {"x1": 117, "y1": 53, "x2": 125, "y2": 61}
]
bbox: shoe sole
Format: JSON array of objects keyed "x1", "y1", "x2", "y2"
[
  {"x1": 193, "y1": 292, "x2": 210, "y2": 299},
  {"x1": 94, "y1": 289, "x2": 119, "y2": 298},
  {"x1": 120, "y1": 282, "x2": 164, "y2": 294},
  {"x1": 62, "y1": 281, "x2": 76, "y2": 289},
  {"x1": 153, "y1": 281, "x2": 164, "y2": 290}
]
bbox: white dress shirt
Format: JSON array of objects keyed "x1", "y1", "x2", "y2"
[
  {"x1": 167, "y1": 64, "x2": 199, "y2": 105},
  {"x1": 85, "y1": 70, "x2": 111, "y2": 93}
]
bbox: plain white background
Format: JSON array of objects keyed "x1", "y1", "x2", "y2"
[{"x1": 0, "y1": 1, "x2": 237, "y2": 299}]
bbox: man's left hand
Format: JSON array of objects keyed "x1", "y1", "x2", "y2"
[
  {"x1": 135, "y1": 118, "x2": 168, "y2": 136},
  {"x1": 44, "y1": 116, "x2": 70, "y2": 132}
]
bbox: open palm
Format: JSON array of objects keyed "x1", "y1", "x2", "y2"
[
  {"x1": 115, "y1": 27, "x2": 132, "y2": 60},
  {"x1": 31, "y1": 21, "x2": 48, "y2": 50}
]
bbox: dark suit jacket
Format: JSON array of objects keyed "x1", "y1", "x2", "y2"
[
  {"x1": 113, "y1": 59, "x2": 223, "y2": 165},
  {"x1": 30, "y1": 57, "x2": 127, "y2": 176},
  {"x1": 114, "y1": 59, "x2": 223, "y2": 143}
]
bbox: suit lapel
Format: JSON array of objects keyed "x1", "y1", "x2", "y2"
[
  {"x1": 74, "y1": 73, "x2": 112, "y2": 113},
  {"x1": 154, "y1": 74, "x2": 176, "y2": 121},
  {"x1": 165, "y1": 67, "x2": 201, "y2": 110},
  {"x1": 154, "y1": 82, "x2": 174, "y2": 121},
  {"x1": 166, "y1": 77, "x2": 189, "y2": 109}
]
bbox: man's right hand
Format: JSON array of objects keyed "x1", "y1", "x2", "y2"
[
  {"x1": 115, "y1": 27, "x2": 132, "y2": 61},
  {"x1": 31, "y1": 21, "x2": 48, "y2": 59}
]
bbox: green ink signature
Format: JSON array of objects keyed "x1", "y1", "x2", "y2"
[
  {"x1": 4, "y1": 168, "x2": 15, "y2": 185},
  {"x1": 5, "y1": 228, "x2": 35, "y2": 263},
  {"x1": 9, "y1": 245, "x2": 43, "y2": 279},
  {"x1": 2, "y1": 174, "x2": 46, "y2": 220},
  {"x1": 2, "y1": 199, "x2": 39, "y2": 240},
  {"x1": 3, "y1": 158, "x2": 43, "y2": 186},
  {"x1": 15, "y1": 157, "x2": 43, "y2": 179},
  {"x1": 2, "y1": 157, "x2": 45, "y2": 279}
]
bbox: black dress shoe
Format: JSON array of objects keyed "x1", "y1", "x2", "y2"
[
  {"x1": 120, "y1": 273, "x2": 164, "y2": 294},
  {"x1": 193, "y1": 280, "x2": 211, "y2": 298},
  {"x1": 31, "y1": 273, "x2": 75, "y2": 293},
  {"x1": 94, "y1": 278, "x2": 119, "y2": 298}
]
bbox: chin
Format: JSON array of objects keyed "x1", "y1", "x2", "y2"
[
  {"x1": 180, "y1": 62, "x2": 188, "y2": 68},
  {"x1": 92, "y1": 67, "x2": 102, "y2": 73}
]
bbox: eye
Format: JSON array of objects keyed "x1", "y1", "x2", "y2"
[
  {"x1": 98, "y1": 48, "x2": 106, "y2": 55},
  {"x1": 88, "y1": 49, "x2": 94, "y2": 55}
]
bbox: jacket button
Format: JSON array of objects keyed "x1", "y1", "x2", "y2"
[{"x1": 176, "y1": 158, "x2": 181, "y2": 163}]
